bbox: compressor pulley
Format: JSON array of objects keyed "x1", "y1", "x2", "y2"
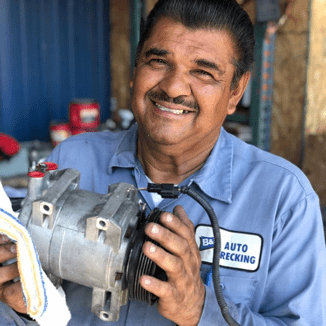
[{"x1": 126, "y1": 208, "x2": 167, "y2": 304}]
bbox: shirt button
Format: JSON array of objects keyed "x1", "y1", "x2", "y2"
[{"x1": 220, "y1": 283, "x2": 225, "y2": 290}]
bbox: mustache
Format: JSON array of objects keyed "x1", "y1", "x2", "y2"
[{"x1": 147, "y1": 90, "x2": 199, "y2": 111}]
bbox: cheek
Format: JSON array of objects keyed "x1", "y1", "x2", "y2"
[
  {"x1": 194, "y1": 94, "x2": 230, "y2": 127},
  {"x1": 195, "y1": 88, "x2": 227, "y2": 114},
  {"x1": 134, "y1": 67, "x2": 162, "y2": 92}
]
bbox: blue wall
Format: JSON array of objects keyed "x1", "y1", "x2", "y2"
[{"x1": 0, "y1": 0, "x2": 111, "y2": 141}]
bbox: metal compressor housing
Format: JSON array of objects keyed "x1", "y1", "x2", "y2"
[{"x1": 18, "y1": 168, "x2": 143, "y2": 322}]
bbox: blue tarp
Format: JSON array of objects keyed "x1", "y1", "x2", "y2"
[{"x1": 0, "y1": 0, "x2": 111, "y2": 141}]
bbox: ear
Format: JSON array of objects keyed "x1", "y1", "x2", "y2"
[
  {"x1": 227, "y1": 72, "x2": 251, "y2": 115},
  {"x1": 130, "y1": 68, "x2": 136, "y2": 89}
]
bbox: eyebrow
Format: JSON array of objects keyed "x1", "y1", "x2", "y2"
[
  {"x1": 144, "y1": 47, "x2": 170, "y2": 58},
  {"x1": 144, "y1": 47, "x2": 226, "y2": 76},
  {"x1": 195, "y1": 59, "x2": 225, "y2": 76}
]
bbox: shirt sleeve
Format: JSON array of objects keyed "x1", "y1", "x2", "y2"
[
  {"x1": 0, "y1": 302, "x2": 38, "y2": 326},
  {"x1": 20, "y1": 316, "x2": 38, "y2": 326},
  {"x1": 198, "y1": 193, "x2": 326, "y2": 325},
  {"x1": 46, "y1": 143, "x2": 62, "y2": 166}
]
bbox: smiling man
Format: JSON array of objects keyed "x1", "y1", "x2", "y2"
[
  {"x1": 0, "y1": 0, "x2": 325, "y2": 325},
  {"x1": 131, "y1": 16, "x2": 249, "y2": 186}
]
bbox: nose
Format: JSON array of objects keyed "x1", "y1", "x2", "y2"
[{"x1": 158, "y1": 68, "x2": 192, "y2": 99}]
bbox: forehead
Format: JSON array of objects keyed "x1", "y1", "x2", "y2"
[{"x1": 142, "y1": 17, "x2": 237, "y2": 66}]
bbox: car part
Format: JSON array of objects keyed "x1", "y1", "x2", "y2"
[{"x1": 17, "y1": 162, "x2": 239, "y2": 325}]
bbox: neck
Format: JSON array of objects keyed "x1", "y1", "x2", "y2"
[{"x1": 137, "y1": 133, "x2": 219, "y2": 185}]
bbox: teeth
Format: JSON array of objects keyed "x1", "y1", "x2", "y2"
[{"x1": 155, "y1": 103, "x2": 184, "y2": 115}]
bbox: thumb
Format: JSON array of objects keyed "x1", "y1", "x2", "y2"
[{"x1": 173, "y1": 205, "x2": 194, "y2": 229}]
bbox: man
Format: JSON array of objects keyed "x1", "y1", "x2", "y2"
[{"x1": 1, "y1": 0, "x2": 325, "y2": 325}]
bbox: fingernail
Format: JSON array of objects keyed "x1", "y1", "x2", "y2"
[
  {"x1": 149, "y1": 244, "x2": 156, "y2": 253},
  {"x1": 1, "y1": 235, "x2": 9, "y2": 242},
  {"x1": 10, "y1": 245, "x2": 17, "y2": 254},
  {"x1": 144, "y1": 279, "x2": 151, "y2": 285},
  {"x1": 151, "y1": 224, "x2": 159, "y2": 234},
  {"x1": 166, "y1": 214, "x2": 173, "y2": 222}
]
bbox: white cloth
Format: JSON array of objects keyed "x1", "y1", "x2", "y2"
[{"x1": 0, "y1": 182, "x2": 71, "y2": 326}]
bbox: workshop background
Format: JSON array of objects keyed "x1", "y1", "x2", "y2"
[{"x1": 0, "y1": 0, "x2": 326, "y2": 229}]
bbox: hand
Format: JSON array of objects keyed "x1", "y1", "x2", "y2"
[
  {"x1": 0, "y1": 235, "x2": 26, "y2": 314},
  {"x1": 140, "y1": 205, "x2": 205, "y2": 326}
]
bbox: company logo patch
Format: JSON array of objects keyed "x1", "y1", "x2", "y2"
[
  {"x1": 199, "y1": 236, "x2": 215, "y2": 251},
  {"x1": 195, "y1": 225, "x2": 263, "y2": 272}
]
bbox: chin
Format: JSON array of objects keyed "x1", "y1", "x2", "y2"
[
  {"x1": 149, "y1": 134, "x2": 181, "y2": 146},
  {"x1": 144, "y1": 128, "x2": 185, "y2": 146}
]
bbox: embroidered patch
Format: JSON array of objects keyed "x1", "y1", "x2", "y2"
[{"x1": 195, "y1": 225, "x2": 263, "y2": 272}]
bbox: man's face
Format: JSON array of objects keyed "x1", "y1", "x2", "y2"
[{"x1": 131, "y1": 17, "x2": 247, "y2": 150}]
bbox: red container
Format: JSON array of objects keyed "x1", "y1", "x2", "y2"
[
  {"x1": 50, "y1": 122, "x2": 71, "y2": 147},
  {"x1": 69, "y1": 99, "x2": 100, "y2": 129}
]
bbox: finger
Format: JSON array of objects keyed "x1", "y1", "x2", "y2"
[
  {"x1": 139, "y1": 274, "x2": 174, "y2": 300},
  {"x1": 172, "y1": 206, "x2": 201, "y2": 253},
  {"x1": 143, "y1": 241, "x2": 184, "y2": 276},
  {"x1": 160, "y1": 209, "x2": 196, "y2": 243},
  {"x1": 0, "y1": 262, "x2": 20, "y2": 285},
  {"x1": 1, "y1": 281, "x2": 27, "y2": 313},
  {"x1": 144, "y1": 220, "x2": 202, "y2": 280},
  {"x1": 0, "y1": 244, "x2": 17, "y2": 264},
  {"x1": 173, "y1": 205, "x2": 194, "y2": 230},
  {"x1": 140, "y1": 273, "x2": 205, "y2": 326},
  {"x1": 144, "y1": 222, "x2": 190, "y2": 260},
  {"x1": 0, "y1": 235, "x2": 12, "y2": 245},
  {"x1": 140, "y1": 272, "x2": 205, "y2": 326},
  {"x1": 146, "y1": 211, "x2": 199, "y2": 260}
]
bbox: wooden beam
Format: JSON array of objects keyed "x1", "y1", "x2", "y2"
[
  {"x1": 302, "y1": 0, "x2": 326, "y2": 205},
  {"x1": 110, "y1": 0, "x2": 131, "y2": 112},
  {"x1": 270, "y1": 0, "x2": 309, "y2": 165}
]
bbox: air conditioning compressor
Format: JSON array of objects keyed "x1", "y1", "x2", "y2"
[{"x1": 16, "y1": 162, "x2": 239, "y2": 326}]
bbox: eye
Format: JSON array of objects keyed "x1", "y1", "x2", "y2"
[
  {"x1": 148, "y1": 58, "x2": 167, "y2": 68},
  {"x1": 195, "y1": 70, "x2": 214, "y2": 78}
]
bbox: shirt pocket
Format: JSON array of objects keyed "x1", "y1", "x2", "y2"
[{"x1": 217, "y1": 275, "x2": 258, "y2": 306}]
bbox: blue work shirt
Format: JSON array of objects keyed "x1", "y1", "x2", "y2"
[{"x1": 2, "y1": 124, "x2": 326, "y2": 325}]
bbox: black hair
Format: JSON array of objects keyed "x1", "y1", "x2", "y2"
[{"x1": 136, "y1": 0, "x2": 255, "y2": 89}]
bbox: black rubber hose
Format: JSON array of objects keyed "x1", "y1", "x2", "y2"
[{"x1": 179, "y1": 186, "x2": 241, "y2": 326}]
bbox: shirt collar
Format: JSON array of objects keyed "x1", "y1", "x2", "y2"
[
  {"x1": 108, "y1": 124, "x2": 233, "y2": 204},
  {"x1": 189, "y1": 128, "x2": 233, "y2": 204},
  {"x1": 108, "y1": 123, "x2": 139, "y2": 174}
]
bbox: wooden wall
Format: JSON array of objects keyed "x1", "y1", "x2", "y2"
[
  {"x1": 304, "y1": 0, "x2": 326, "y2": 135},
  {"x1": 109, "y1": 0, "x2": 157, "y2": 117},
  {"x1": 270, "y1": 0, "x2": 309, "y2": 166},
  {"x1": 110, "y1": 0, "x2": 131, "y2": 114},
  {"x1": 302, "y1": 0, "x2": 326, "y2": 205},
  {"x1": 146, "y1": 0, "x2": 157, "y2": 12},
  {"x1": 269, "y1": 0, "x2": 326, "y2": 205}
]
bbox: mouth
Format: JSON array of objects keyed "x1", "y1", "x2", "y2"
[{"x1": 152, "y1": 101, "x2": 193, "y2": 115}]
